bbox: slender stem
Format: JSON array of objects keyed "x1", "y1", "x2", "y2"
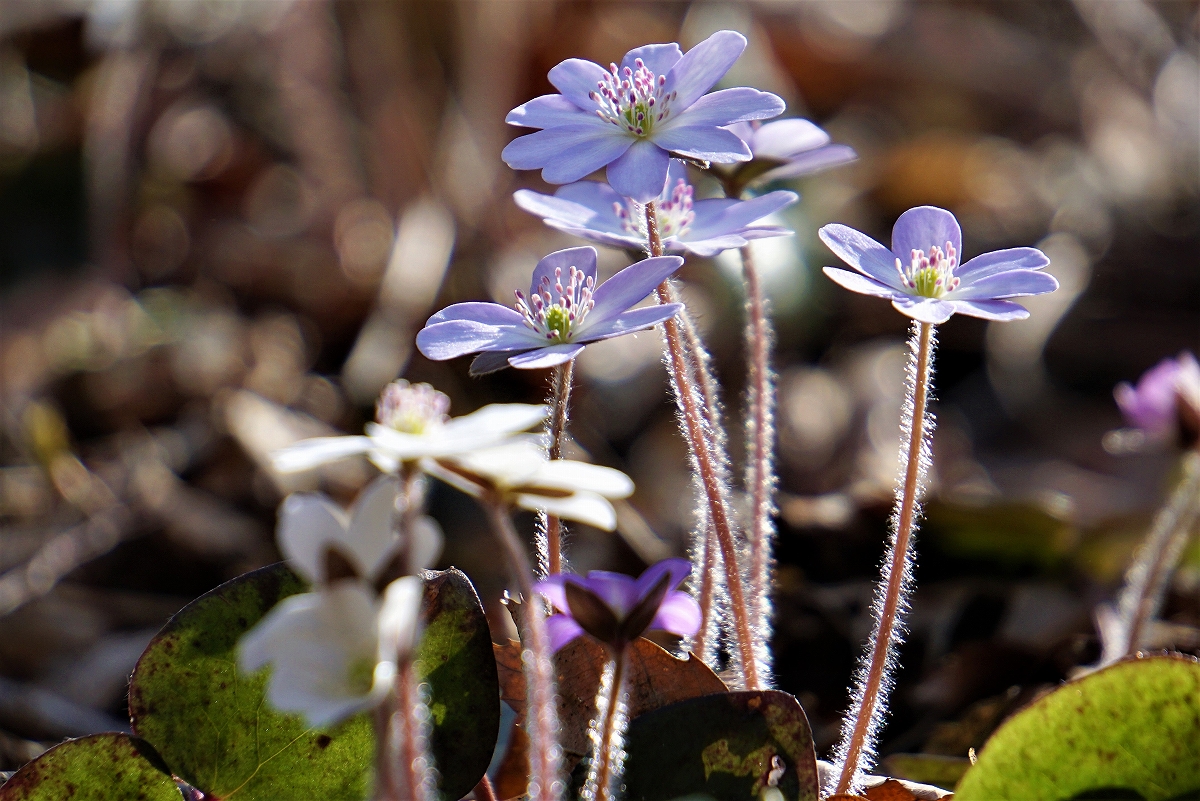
[
  {"x1": 373, "y1": 696, "x2": 402, "y2": 801},
  {"x1": 1118, "y1": 448, "x2": 1200, "y2": 658},
  {"x1": 740, "y1": 243, "x2": 777, "y2": 683},
  {"x1": 544, "y1": 360, "x2": 575, "y2": 575},
  {"x1": 486, "y1": 500, "x2": 563, "y2": 801},
  {"x1": 588, "y1": 646, "x2": 630, "y2": 801},
  {"x1": 646, "y1": 201, "x2": 759, "y2": 690},
  {"x1": 691, "y1": 519, "x2": 717, "y2": 662},
  {"x1": 474, "y1": 775, "x2": 500, "y2": 801},
  {"x1": 664, "y1": 281, "x2": 721, "y2": 433},
  {"x1": 834, "y1": 321, "x2": 935, "y2": 796},
  {"x1": 398, "y1": 661, "x2": 436, "y2": 801}
]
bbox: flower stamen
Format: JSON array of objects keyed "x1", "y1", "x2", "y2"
[
  {"x1": 515, "y1": 265, "x2": 596, "y2": 343},
  {"x1": 896, "y1": 242, "x2": 959, "y2": 298},
  {"x1": 589, "y1": 58, "x2": 676, "y2": 138},
  {"x1": 615, "y1": 178, "x2": 694, "y2": 238},
  {"x1": 376, "y1": 381, "x2": 451, "y2": 434}
]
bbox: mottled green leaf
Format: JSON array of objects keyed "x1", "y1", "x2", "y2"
[
  {"x1": 128, "y1": 563, "x2": 498, "y2": 801},
  {"x1": 0, "y1": 734, "x2": 181, "y2": 801},
  {"x1": 620, "y1": 690, "x2": 819, "y2": 801},
  {"x1": 955, "y1": 655, "x2": 1200, "y2": 801}
]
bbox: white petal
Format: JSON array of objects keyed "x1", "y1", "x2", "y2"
[
  {"x1": 453, "y1": 440, "x2": 546, "y2": 486},
  {"x1": 441, "y1": 403, "x2": 549, "y2": 442},
  {"x1": 419, "y1": 457, "x2": 486, "y2": 498},
  {"x1": 346, "y1": 475, "x2": 401, "y2": 579},
  {"x1": 238, "y1": 585, "x2": 387, "y2": 728},
  {"x1": 529, "y1": 460, "x2": 634, "y2": 499},
  {"x1": 271, "y1": 436, "x2": 373, "y2": 473},
  {"x1": 516, "y1": 491, "x2": 618, "y2": 530},
  {"x1": 378, "y1": 576, "x2": 424, "y2": 665},
  {"x1": 409, "y1": 516, "x2": 444, "y2": 573},
  {"x1": 277, "y1": 494, "x2": 351, "y2": 584}
]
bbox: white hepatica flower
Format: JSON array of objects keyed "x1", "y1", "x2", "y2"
[
  {"x1": 279, "y1": 474, "x2": 442, "y2": 586},
  {"x1": 238, "y1": 576, "x2": 423, "y2": 728},
  {"x1": 425, "y1": 440, "x2": 634, "y2": 530},
  {"x1": 272, "y1": 380, "x2": 548, "y2": 474}
]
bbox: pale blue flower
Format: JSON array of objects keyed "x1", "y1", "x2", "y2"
[
  {"x1": 819, "y1": 206, "x2": 1059, "y2": 323},
  {"x1": 416, "y1": 246, "x2": 683, "y2": 374},
  {"x1": 502, "y1": 31, "x2": 784, "y2": 203}
]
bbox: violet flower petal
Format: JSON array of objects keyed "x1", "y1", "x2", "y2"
[
  {"x1": 818, "y1": 224, "x2": 906, "y2": 289},
  {"x1": 650, "y1": 592, "x2": 703, "y2": 639},
  {"x1": 534, "y1": 575, "x2": 570, "y2": 612},
  {"x1": 758, "y1": 144, "x2": 857, "y2": 182},
  {"x1": 512, "y1": 190, "x2": 600, "y2": 230},
  {"x1": 664, "y1": 87, "x2": 786, "y2": 130},
  {"x1": 555, "y1": 180, "x2": 628, "y2": 218},
  {"x1": 892, "y1": 297, "x2": 956, "y2": 324},
  {"x1": 416, "y1": 320, "x2": 543, "y2": 361},
  {"x1": 574, "y1": 304, "x2": 682, "y2": 343},
  {"x1": 675, "y1": 234, "x2": 753, "y2": 257},
  {"x1": 663, "y1": 30, "x2": 747, "y2": 110},
  {"x1": 651, "y1": 125, "x2": 752, "y2": 163},
  {"x1": 547, "y1": 58, "x2": 611, "y2": 109},
  {"x1": 505, "y1": 94, "x2": 605, "y2": 130},
  {"x1": 749, "y1": 118, "x2": 830, "y2": 159},
  {"x1": 506, "y1": 343, "x2": 585, "y2": 370},
  {"x1": 686, "y1": 191, "x2": 797, "y2": 242},
  {"x1": 821, "y1": 267, "x2": 900, "y2": 299},
  {"x1": 528, "y1": 246, "x2": 599, "y2": 297},
  {"x1": 955, "y1": 247, "x2": 1051, "y2": 282},
  {"x1": 547, "y1": 223, "x2": 643, "y2": 252},
  {"x1": 545, "y1": 614, "x2": 586, "y2": 652},
  {"x1": 948, "y1": 299, "x2": 1030, "y2": 321},
  {"x1": 620, "y1": 42, "x2": 683, "y2": 76},
  {"x1": 502, "y1": 126, "x2": 632, "y2": 184},
  {"x1": 946, "y1": 270, "x2": 1059, "y2": 300},
  {"x1": 891, "y1": 206, "x2": 962, "y2": 263},
  {"x1": 427, "y1": 302, "x2": 526, "y2": 327},
  {"x1": 634, "y1": 557, "x2": 692, "y2": 598},
  {"x1": 585, "y1": 255, "x2": 683, "y2": 327},
  {"x1": 606, "y1": 139, "x2": 671, "y2": 203},
  {"x1": 577, "y1": 571, "x2": 641, "y2": 617}
]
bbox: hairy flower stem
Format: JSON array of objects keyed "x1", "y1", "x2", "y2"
[
  {"x1": 585, "y1": 646, "x2": 630, "y2": 801},
  {"x1": 372, "y1": 665, "x2": 435, "y2": 801},
  {"x1": 486, "y1": 500, "x2": 564, "y2": 801},
  {"x1": 833, "y1": 321, "x2": 936, "y2": 796},
  {"x1": 543, "y1": 361, "x2": 575, "y2": 576},
  {"x1": 1115, "y1": 448, "x2": 1200, "y2": 659},
  {"x1": 646, "y1": 201, "x2": 759, "y2": 690},
  {"x1": 740, "y1": 243, "x2": 777, "y2": 684}
]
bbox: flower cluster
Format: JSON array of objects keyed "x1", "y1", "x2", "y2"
[{"x1": 1115, "y1": 352, "x2": 1200, "y2": 445}]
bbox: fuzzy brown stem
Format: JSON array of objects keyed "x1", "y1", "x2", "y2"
[
  {"x1": 373, "y1": 696, "x2": 402, "y2": 801},
  {"x1": 591, "y1": 647, "x2": 629, "y2": 801},
  {"x1": 398, "y1": 662, "x2": 436, "y2": 801},
  {"x1": 691, "y1": 520, "x2": 717, "y2": 662},
  {"x1": 834, "y1": 322, "x2": 934, "y2": 795},
  {"x1": 646, "y1": 201, "x2": 759, "y2": 690},
  {"x1": 486, "y1": 500, "x2": 563, "y2": 801},
  {"x1": 544, "y1": 360, "x2": 574, "y2": 575},
  {"x1": 741, "y1": 243, "x2": 775, "y2": 677}
]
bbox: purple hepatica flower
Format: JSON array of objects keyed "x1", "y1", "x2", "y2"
[
  {"x1": 416, "y1": 246, "x2": 683, "y2": 375},
  {"x1": 513, "y1": 160, "x2": 797, "y2": 258},
  {"x1": 502, "y1": 31, "x2": 785, "y2": 204},
  {"x1": 534, "y1": 558, "x2": 701, "y2": 652},
  {"x1": 1115, "y1": 353, "x2": 1200, "y2": 442},
  {"x1": 725, "y1": 118, "x2": 857, "y2": 184},
  {"x1": 819, "y1": 205, "x2": 1059, "y2": 324}
]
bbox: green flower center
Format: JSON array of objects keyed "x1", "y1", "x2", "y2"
[{"x1": 896, "y1": 243, "x2": 960, "y2": 299}]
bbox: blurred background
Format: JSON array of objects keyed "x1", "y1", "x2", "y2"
[{"x1": 0, "y1": 0, "x2": 1197, "y2": 778}]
